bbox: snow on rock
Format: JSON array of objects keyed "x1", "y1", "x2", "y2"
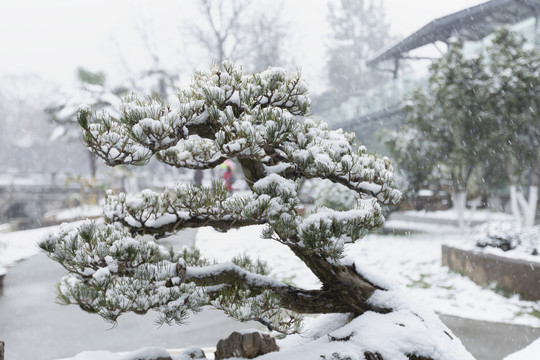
[
  {"x1": 271, "y1": 291, "x2": 473, "y2": 360},
  {"x1": 473, "y1": 222, "x2": 540, "y2": 259},
  {"x1": 124, "y1": 347, "x2": 172, "y2": 360},
  {"x1": 259, "y1": 292, "x2": 474, "y2": 360}
]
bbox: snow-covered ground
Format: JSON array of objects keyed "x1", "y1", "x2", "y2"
[
  {"x1": 0, "y1": 224, "x2": 58, "y2": 271},
  {"x1": 504, "y1": 337, "x2": 540, "y2": 360},
  {"x1": 196, "y1": 224, "x2": 540, "y2": 328},
  {"x1": 1, "y1": 210, "x2": 539, "y2": 359},
  {"x1": 401, "y1": 209, "x2": 514, "y2": 222}
]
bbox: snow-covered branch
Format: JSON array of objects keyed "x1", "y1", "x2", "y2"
[
  {"x1": 38, "y1": 221, "x2": 357, "y2": 333},
  {"x1": 103, "y1": 181, "x2": 269, "y2": 236}
]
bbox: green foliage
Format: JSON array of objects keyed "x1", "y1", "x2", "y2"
[
  {"x1": 231, "y1": 253, "x2": 270, "y2": 276},
  {"x1": 211, "y1": 287, "x2": 303, "y2": 334},
  {"x1": 310, "y1": 179, "x2": 360, "y2": 211},
  {"x1": 387, "y1": 28, "x2": 540, "y2": 201},
  {"x1": 39, "y1": 221, "x2": 207, "y2": 325},
  {"x1": 77, "y1": 68, "x2": 106, "y2": 86},
  {"x1": 387, "y1": 40, "x2": 491, "y2": 196},
  {"x1": 485, "y1": 27, "x2": 540, "y2": 185}
]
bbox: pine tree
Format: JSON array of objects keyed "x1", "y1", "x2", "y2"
[
  {"x1": 40, "y1": 62, "x2": 472, "y2": 359},
  {"x1": 192, "y1": 0, "x2": 287, "y2": 72}
]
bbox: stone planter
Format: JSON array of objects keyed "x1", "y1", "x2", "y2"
[
  {"x1": 442, "y1": 245, "x2": 540, "y2": 301},
  {"x1": 0, "y1": 269, "x2": 5, "y2": 291}
]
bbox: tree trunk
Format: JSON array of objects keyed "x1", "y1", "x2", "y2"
[
  {"x1": 88, "y1": 151, "x2": 97, "y2": 179},
  {"x1": 287, "y1": 242, "x2": 387, "y2": 315},
  {"x1": 509, "y1": 184, "x2": 522, "y2": 225},
  {"x1": 511, "y1": 184, "x2": 537, "y2": 227},
  {"x1": 525, "y1": 164, "x2": 539, "y2": 227},
  {"x1": 525, "y1": 185, "x2": 538, "y2": 227},
  {"x1": 453, "y1": 191, "x2": 467, "y2": 230}
]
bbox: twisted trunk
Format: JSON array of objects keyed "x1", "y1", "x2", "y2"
[{"x1": 286, "y1": 242, "x2": 389, "y2": 315}]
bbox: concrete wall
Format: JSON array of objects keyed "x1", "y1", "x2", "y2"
[{"x1": 442, "y1": 245, "x2": 540, "y2": 301}]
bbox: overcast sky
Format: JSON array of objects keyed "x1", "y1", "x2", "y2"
[{"x1": 0, "y1": 0, "x2": 485, "y2": 93}]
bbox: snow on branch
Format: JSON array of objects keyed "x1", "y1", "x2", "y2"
[
  {"x1": 38, "y1": 221, "x2": 339, "y2": 333},
  {"x1": 38, "y1": 221, "x2": 207, "y2": 325},
  {"x1": 103, "y1": 181, "x2": 270, "y2": 236},
  {"x1": 272, "y1": 119, "x2": 401, "y2": 205}
]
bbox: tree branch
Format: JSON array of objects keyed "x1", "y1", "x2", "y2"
[
  {"x1": 112, "y1": 216, "x2": 266, "y2": 238},
  {"x1": 186, "y1": 263, "x2": 358, "y2": 314}
]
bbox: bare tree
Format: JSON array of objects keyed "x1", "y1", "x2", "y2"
[
  {"x1": 192, "y1": 0, "x2": 288, "y2": 72},
  {"x1": 326, "y1": 0, "x2": 392, "y2": 98}
]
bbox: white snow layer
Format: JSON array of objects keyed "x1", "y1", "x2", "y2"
[
  {"x1": 504, "y1": 337, "x2": 540, "y2": 360},
  {"x1": 196, "y1": 225, "x2": 540, "y2": 327}
]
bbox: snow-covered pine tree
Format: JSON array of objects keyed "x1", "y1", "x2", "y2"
[{"x1": 40, "y1": 62, "x2": 473, "y2": 359}]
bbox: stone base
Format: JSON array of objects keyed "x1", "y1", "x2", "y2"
[{"x1": 442, "y1": 245, "x2": 540, "y2": 300}]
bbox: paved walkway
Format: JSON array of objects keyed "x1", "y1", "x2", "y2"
[{"x1": 440, "y1": 314, "x2": 540, "y2": 360}]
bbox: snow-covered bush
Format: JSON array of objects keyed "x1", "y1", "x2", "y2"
[
  {"x1": 475, "y1": 222, "x2": 540, "y2": 256},
  {"x1": 40, "y1": 62, "x2": 473, "y2": 359}
]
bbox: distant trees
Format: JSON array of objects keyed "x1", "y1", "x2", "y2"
[
  {"x1": 387, "y1": 28, "x2": 540, "y2": 227},
  {"x1": 0, "y1": 74, "x2": 53, "y2": 148},
  {"x1": 325, "y1": 0, "x2": 392, "y2": 99},
  {"x1": 485, "y1": 28, "x2": 540, "y2": 226},
  {"x1": 386, "y1": 41, "x2": 490, "y2": 228},
  {"x1": 46, "y1": 68, "x2": 126, "y2": 178},
  {"x1": 192, "y1": 0, "x2": 288, "y2": 72}
]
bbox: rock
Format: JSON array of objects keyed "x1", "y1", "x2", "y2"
[
  {"x1": 215, "y1": 331, "x2": 279, "y2": 359},
  {"x1": 179, "y1": 346, "x2": 207, "y2": 359}
]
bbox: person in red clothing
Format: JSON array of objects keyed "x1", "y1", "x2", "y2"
[{"x1": 223, "y1": 166, "x2": 233, "y2": 191}]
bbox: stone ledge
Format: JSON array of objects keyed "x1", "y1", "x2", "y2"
[
  {"x1": 0, "y1": 269, "x2": 5, "y2": 290},
  {"x1": 442, "y1": 245, "x2": 540, "y2": 301}
]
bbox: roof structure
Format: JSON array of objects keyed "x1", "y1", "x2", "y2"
[{"x1": 368, "y1": 0, "x2": 540, "y2": 69}]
